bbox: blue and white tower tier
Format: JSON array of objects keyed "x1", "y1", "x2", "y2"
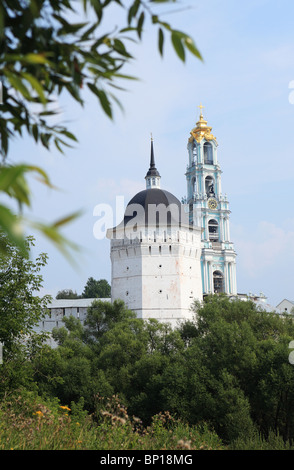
[{"x1": 185, "y1": 106, "x2": 237, "y2": 296}]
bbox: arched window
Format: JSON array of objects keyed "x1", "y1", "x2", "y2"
[
  {"x1": 205, "y1": 176, "x2": 215, "y2": 197},
  {"x1": 204, "y1": 142, "x2": 213, "y2": 164},
  {"x1": 213, "y1": 271, "x2": 224, "y2": 293},
  {"x1": 192, "y1": 141, "x2": 197, "y2": 164},
  {"x1": 208, "y1": 219, "x2": 219, "y2": 241}
]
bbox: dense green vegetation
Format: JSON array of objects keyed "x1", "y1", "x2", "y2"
[
  {"x1": 56, "y1": 277, "x2": 111, "y2": 299},
  {"x1": 1, "y1": 235, "x2": 294, "y2": 450}
]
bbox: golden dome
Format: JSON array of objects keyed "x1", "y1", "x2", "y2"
[{"x1": 189, "y1": 104, "x2": 217, "y2": 144}]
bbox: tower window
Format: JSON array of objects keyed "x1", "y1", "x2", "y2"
[
  {"x1": 205, "y1": 176, "x2": 215, "y2": 197},
  {"x1": 192, "y1": 140, "x2": 197, "y2": 164},
  {"x1": 208, "y1": 219, "x2": 219, "y2": 241},
  {"x1": 213, "y1": 271, "x2": 224, "y2": 293},
  {"x1": 204, "y1": 142, "x2": 213, "y2": 164},
  {"x1": 192, "y1": 176, "x2": 196, "y2": 194}
]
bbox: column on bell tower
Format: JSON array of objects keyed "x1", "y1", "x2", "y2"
[{"x1": 185, "y1": 105, "x2": 237, "y2": 296}]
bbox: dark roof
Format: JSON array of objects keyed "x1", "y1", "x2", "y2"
[
  {"x1": 123, "y1": 188, "x2": 186, "y2": 227},
  {"x1": 126, "y1": 188, "x2": 180, "y2": 209}
]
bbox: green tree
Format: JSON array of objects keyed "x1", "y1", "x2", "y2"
[
  {"x1": 125, "y1": 320, "x2": 185, "y2": 422},
  {"x1": 169, "y1": 295, "x2": 294, "y2": 443},
  {"x1": 24, "y1": 294, "x2": 294, "y2": 445},
  {"x1": 33, "y1": 323, "x2": 101, "y2": 409},
  {"x1": 56, "y1": 289, "x2": 80, "y2": 299},
  {"x1": 0, "y1": 234, "x2": 51, "y2": 395},
  {"x1": 0, "y1": 0, "x2": 202, "y2": 254},
  {"x1": 0, "y1": 234, "x2": 50, "y2": 351},
  {"x1": 82, "y1": 277, "x2": 111, "y2": 299},
  {"x1": 83, "y1": 298, "x2": 135, "y2": 343},
  {"x1": 33, "y1": 300, "x2": 136, "y2": 410}
]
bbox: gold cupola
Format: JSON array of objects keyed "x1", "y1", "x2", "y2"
[{"x1": 189, "y1": 104, "x2": 217, "y2": 144}]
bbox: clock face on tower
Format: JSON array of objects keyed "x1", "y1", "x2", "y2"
[{"x1": 208, "y1": 197, "x2": 218, "y2": 210}]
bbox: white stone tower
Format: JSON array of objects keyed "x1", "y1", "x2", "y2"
[
  {"x1": 107, "y1": 138, "x2": 203, "y2": 326},
  {"x1": 185, "y1": 105, "x2": 237, "y2": 296}
]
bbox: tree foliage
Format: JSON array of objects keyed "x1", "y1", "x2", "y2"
[
  {"x1": 82, "y1": 277, "x2": 111, "y2": 299},
  {"x1": 30, "y1": 295, "x2": 294, "y2": 445},
  {"x1": 0, "y1": 234, "x2": 50, "y2": 350},
  {"x1": 3, "y1": 280, "x2": 294, "y2": 447},
  {"x1": 55, "y1": 277, "x2": 111, "y2": 298},
  {"x1": 0, "y1": 0, "x2": 202, "y2": 255},
  {"x1": 56, "y1": 288, "x2": 80, "y2": 299},
  {"x1": 0, "y1": 233, "x2": 51, "y2": 394}
]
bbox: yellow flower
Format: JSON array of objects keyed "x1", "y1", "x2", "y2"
[
  {"x1": 34, "y1": 411, "x2": 44, "y2": 417},
  {"x1": 59, "y1": 405, "x2": 71, "y2": 411}
]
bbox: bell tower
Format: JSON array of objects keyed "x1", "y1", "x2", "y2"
[{"x1": 185, "y1": 105, "x2": 237, "y2": 296}]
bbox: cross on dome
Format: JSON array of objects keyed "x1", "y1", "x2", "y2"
[{"x1": 198, "y1": 103, "x2": 204, "y2": 117}]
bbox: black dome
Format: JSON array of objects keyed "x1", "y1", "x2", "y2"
[
  {"x1": 123, "y1": 188, "x2": 185, "y2": 227},
  {"x1": 127, "y1": 188, "x2": 181, "y2": 208}
]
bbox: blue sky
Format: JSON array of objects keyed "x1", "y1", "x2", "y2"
[{"x1": 9, "y1": 0, "x2": 294, "y2": 307}]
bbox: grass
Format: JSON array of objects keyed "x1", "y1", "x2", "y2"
[
  {"x1": 0, "y1": 390, "x2": 225, "y2": 450},
  {"x1": 2, "y1": 390, "x2": 292, "y2": 450}
]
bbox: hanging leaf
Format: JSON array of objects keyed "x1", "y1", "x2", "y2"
[
  {"x1": 87, "y1": 83, "x2": 112, "y2": 118},
  {"x1": 171, "y1": 31, "x2": 185, "y2": 62},
  {"x1": 158, "y1": 27, "x2": 164, "y2": 56},
  {"x1": 0, "y1": 205, "x2": 26, "y2": 254},
  {"x1": 184, "y1": 37, "x2": 203, "y2": 61}
]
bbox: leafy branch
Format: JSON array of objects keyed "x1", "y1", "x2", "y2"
[{"x1": 0, "y1": 0, "x2": 202, "y2": 256}]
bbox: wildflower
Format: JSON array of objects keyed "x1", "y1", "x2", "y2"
[
  {"x1": 59, "y1": 405, "x2": 71, "y2": 411},
  {"x1": 177, "y1": 439, "x2": 191, "y2": 450},
  {"x1": 183, "y1": 440, "x2": 191, "y2": 449},
  {"x1": 34, "y1": 411, "x2": 44, "y2": 417}
]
